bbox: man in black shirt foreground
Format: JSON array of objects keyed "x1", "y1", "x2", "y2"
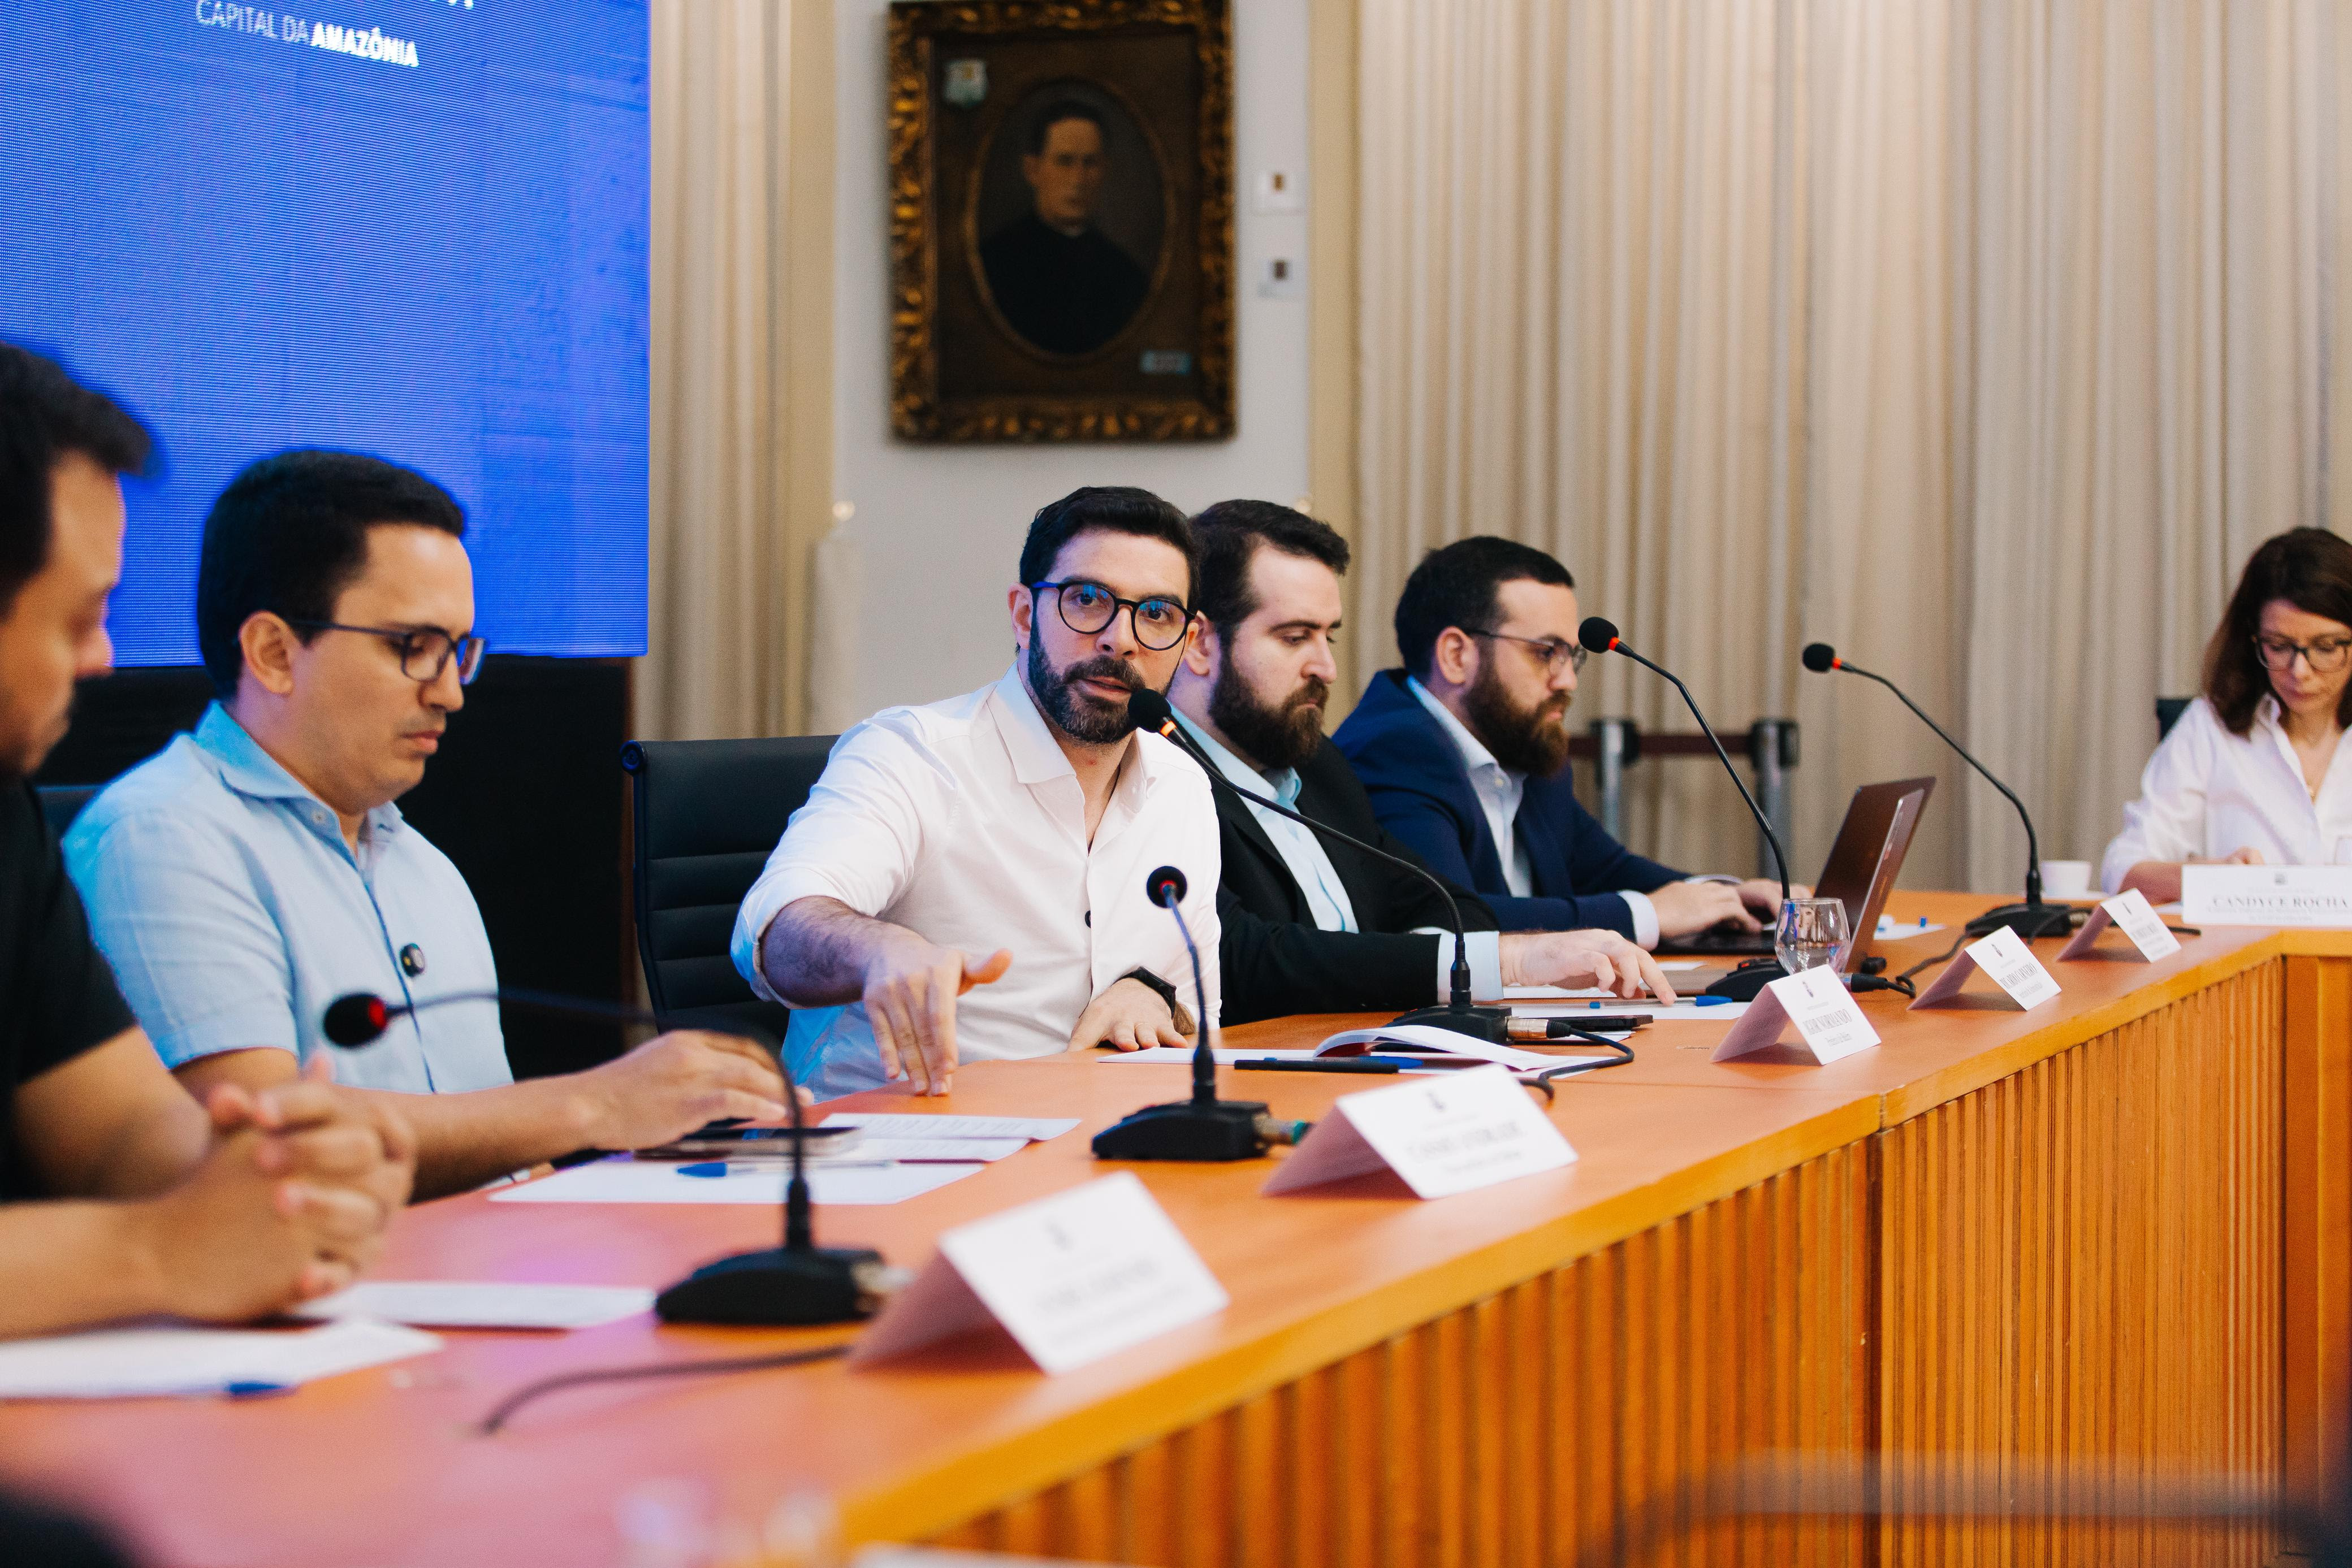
[{"x1": 0, "y1": 342, "x2": 412, "y2": 1339}]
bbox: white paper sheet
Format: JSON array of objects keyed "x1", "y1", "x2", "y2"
[
  {"x1": 821, "y1": 1114, "x2": 1080, "y2": 1142},
  {"x1": 0, "y1": 1319, "x2": 439, "y2": 1400},
  {"x1": 1507, "y1": 1000, "x2": 1751, "y2": 1021},
  {"x1": 1875, "y1": 914, "x2": 1948, "y2": 938},
  {"x1": 1104, "y1": 1047, "x2": 1321, "y2": 1064},
  {"x1": 490, "y1": 1157, "x2": 984, "y2": 1205},
  {"x1": 293, "y1": 1281, "x2": 654, "y2": 1330},
  {"x1": 854, "y1": 1137, "x2": 1029, "y2": 1163}
]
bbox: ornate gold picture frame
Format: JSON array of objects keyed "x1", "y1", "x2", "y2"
[{"x1": 887, "y1": 0, "x2": 1234, "y2": 442}]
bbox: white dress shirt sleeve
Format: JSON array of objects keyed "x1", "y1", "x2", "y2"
[
  {"x1": 1618, "y1": 890, "x2": 1661, "y2": 948},
  {"x1": 732, "y1": 720, "x2": 932, "y2": 1004},
  {"x1": 2101, "y1": 700, "x2": 2219, "y2": 893},
  {"x1": 1174, "y1": 771, "x2": 1225, "y2": 1025},
  {"x1": 1428, "y1": 929, "x2": 1505, "y2": 1000}
]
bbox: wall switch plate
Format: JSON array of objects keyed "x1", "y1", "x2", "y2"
[{"x1": 1252, "y1": 170, "x2": 1306, "y2": 214}]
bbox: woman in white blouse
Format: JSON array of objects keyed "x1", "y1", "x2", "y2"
[{"x1": 2104, "y1": 528, "x2": 2352, "y2": 899}]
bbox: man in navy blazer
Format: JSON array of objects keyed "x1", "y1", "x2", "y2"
[{"x1": 1334, "y1": 538, "x2": 1787, "y2": 945}]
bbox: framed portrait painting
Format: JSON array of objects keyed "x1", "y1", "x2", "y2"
[{"x1": 887, "y1": 0, "x2": 1234, "y2": 442}]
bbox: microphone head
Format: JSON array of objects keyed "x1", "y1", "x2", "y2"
[
  {"x1": 1801, "y1": 642, "x2": 1839, "y2": 674},
  {"x1": 1126, "y1": 686, "x2": 1174, "y2": 733},
  {"x1": 322, "y1": 993, "x2": 394, "y2": 1047},
  {"x1": 1144, "y1": 864, "x2": 1188, "y2": 907},
  {"x1": 1577, "y1": 617, "x2": 1621, "y2": 655}
]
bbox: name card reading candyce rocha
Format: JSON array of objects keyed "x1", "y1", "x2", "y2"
[
  {"x1": 1709, "y1": 964, "x2": 1882, "y2": 1064},
  {"x1": 2056, "y1": 887, "x2": 2181, "y2": 962},
  {"x1": 1909, "y1": 924, "x2": 2062, "y2": 1011},
  {"x1": 850, "y1": 1173, "x2": 1226, "y2": 1375},
  {"x1": 2181, "y1": 864, "x2": 2352, "y2": 928},
  {"x1": 1263, "y1": 1064, "x2": 1576, "y2": 1199}
]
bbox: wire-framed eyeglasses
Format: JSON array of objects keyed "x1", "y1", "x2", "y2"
[
  {"x1": 1032, "y1": 580, "x2": 1194, "y2": 652},
  {"x1": 284, "y1": 620, "x2": 488, "y2": 685},
  {"x1": 2254, "y1": 634, "x2": 2351, "y2": 675},
  {"x1": 1468, "y1": 629, "x2": 1586, "y2": 675}
]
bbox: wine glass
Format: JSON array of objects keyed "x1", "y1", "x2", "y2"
[{"x1": 1775, "y1": 897, "x2": 1852, "y2": 976}]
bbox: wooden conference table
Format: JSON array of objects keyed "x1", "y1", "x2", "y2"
[{"x1": 2, "y1": 894, "x2": 2345, "y2": 1567}]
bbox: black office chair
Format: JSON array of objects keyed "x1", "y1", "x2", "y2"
[
  {"x1": 619, "y1": 735, "x2": 838, "y2": 1045},
  {"x1": 2156, "y1": 696, "x2": 2193, "y2": 741},
  {"x1": 35, "y1": 783, "x2": 100, "y2": 837}
]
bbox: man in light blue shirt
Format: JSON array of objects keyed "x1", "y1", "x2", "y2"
[{"x1": 67, "y1": 451, "x2": 794, "y2": 1198}]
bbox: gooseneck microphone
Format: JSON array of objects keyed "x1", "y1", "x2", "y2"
[
  {"x1": 1580, "y1": 618, "x2": 1791, "y2": 1000},
  {"x1": 325, "y1": 986, "x2": 889, "y2": 1325},
  {"x1": 1126, "y1": 687, "x2": 1512, "y2": 1044},
  {"x1": 1801, "y1": 643, "x2": 2071, "y2": 941},
  {"x1": 1091, "y1": 866, "x2": 1305, "y2": 1162}
]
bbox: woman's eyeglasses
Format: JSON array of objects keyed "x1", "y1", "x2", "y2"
[{"x1": 2254, "y1": 635, "x2": 2351, "y2": 675}]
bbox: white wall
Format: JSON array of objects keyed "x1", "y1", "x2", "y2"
[{"x1": 825, "y1": 0, "x2": 1313, "y2": 724}]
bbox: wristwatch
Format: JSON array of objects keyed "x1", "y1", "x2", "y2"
[{"x1": 1118, "y1": 965, "x2": 1196, "y2": 1036}]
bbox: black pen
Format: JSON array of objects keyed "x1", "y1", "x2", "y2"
[{"x1": 1235, "y1": 1057, "x2": 1403, "y2": 1075}]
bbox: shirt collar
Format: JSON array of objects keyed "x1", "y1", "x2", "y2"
[
  {"x1": 191, "y1": 703, "x2": 406, "y2": 839},
  {"x1": 1405, "y1": 674, "x2": 1514, "y2": 780},
  {"x1": 987, "y1": 662, "x2": 1182, "y2": 802},
  {"x1": 1171, "y1": 706, "x2": 1301, "y2": 809}
]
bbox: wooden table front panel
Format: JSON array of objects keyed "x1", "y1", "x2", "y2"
[
  {"x1": 924, "y1": 1142, "x2": 1873, "y2": 1568},
  {"x1": 933, "y1": 958, "x2": 2294, "y2": 1567},
  {"x1": 1874, "y1": 959, "x2": 2284, "y2": 1566}
]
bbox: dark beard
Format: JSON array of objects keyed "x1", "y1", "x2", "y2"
[
  {"x1": 1207, "y1": 661, "x2": 1328, "y2": 770},
  {"x1": 1027, "y1": 638, "x2": 1145, "y2": 745},
  {"x1": 1464, "y1": 661, "x2": 1571, "y2": 776}
]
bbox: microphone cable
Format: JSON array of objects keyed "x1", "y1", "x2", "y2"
[{"x1": 477, "y1": 1342, "x2": 854, "y2": 1437}]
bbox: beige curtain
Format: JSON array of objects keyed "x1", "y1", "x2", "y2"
[
  {"x1": 1355, "y1": 0, "x2": 2346, "y2": 890},
  {"x1": 642, "y1": 0, "x2": 831, "y2": 742}
]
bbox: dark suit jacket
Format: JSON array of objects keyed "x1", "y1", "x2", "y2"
[
  {"x1": 1201, "y1": 733, "x2": 1499, "y2": 1025},
  {"x1": 1332, "y1": 669, "x2": 1687, "y2": 937}
]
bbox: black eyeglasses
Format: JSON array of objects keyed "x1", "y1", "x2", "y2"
[
  {"x1": 2254, "y1": 634, "x2": 2351, "y2": 675},
  {"x1": 284, "y1": 621, "x2": 487, "y2": 685},
  {"x1": 1468, "y1": 629, "x2": 1586, "y2": 675},
  {"x1": 1032, "y1": 580, "x2": 1194, "y2": 652}
]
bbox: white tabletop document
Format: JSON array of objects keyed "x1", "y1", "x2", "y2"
[
  {"x1": 2056, "y1": 888, "x2": 2181, "y2": 962},
  {"x1": 293, "y1": 1281, "x2": 656, "y2": 1331},
  {"x1": 853, "y1": 1173, "x2": 1227, "y2": 1375},
  {"x1": 0, "y1": 1319, "x2": 439, "y2": 1401},
  {"x1": 1264, "y1": 1064, "x2": 1577, "y2": 1198},
  {"x1": 1710, "y1": 965, "x2": 1882, "y2": 1065},
  {"x1": 1909, "y1": 925, "x2": 2062, "y2": 1011},
  {"x1": 2180, "y1": 864, "x2": 2352, "y2": 927}
]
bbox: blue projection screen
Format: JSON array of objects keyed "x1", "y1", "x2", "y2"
[{"x1": 0, "y1": 0, "x2": 649, "y2": 662}]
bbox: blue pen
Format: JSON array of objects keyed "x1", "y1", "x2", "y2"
[
  {"x1": 1692, "y1": 994, "x2": 1733, "y2": 1007},
  {"x1": 222, "y1": 1381, "x2": 294, "y2": 1400}
]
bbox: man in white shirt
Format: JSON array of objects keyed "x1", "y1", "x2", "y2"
[
  {"x1": 1169, "y1": 501, "x2": 1673, "y2": 1023},
  {"x1": 734, "y1": 487, "x2": 1221, "y2": 1099}
]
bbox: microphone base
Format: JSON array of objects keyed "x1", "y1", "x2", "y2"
[
  {"x1": 654, "y1": 1245, "x2": 887, "y2": 1326},
  {"x1": 1964, "y1": 902, "x2": 2077, "y2": 941},
  {"x1": 1388, "y1": 1003, "x2": 1515, "y2": 1043},
  {"x1": 1704, "y1": 959, "x2": 1787, "y2": 1001},
  {"x1": 1092, "y1": 1097, "x2": 1274, "y2": 1162}
]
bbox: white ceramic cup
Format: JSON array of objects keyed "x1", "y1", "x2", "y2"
[{"x1": 2040, "y1": 860, "x2": 2093, "y2": 899}]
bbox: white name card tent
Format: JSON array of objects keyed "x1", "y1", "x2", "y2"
[
  {"x1": 2180, "y1": 864, "x2": 2352, "y2": 928},
  {"x1": 851, "y1": 1173, "x2": 1227, "y2": 1375},
  {"x1": 1709, "y1": 965, "x2": 1883, "y2": 1065},
  {"x1": 1263, "y1": 1064, "x2": 1577, "y2": 1199},
  {"x1": 1909, "y1": 924, "x2": 2063, "y2": 1012},
  {"x1": 2056, "y1": 889, "x2": 2181, "y2": 963}
]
